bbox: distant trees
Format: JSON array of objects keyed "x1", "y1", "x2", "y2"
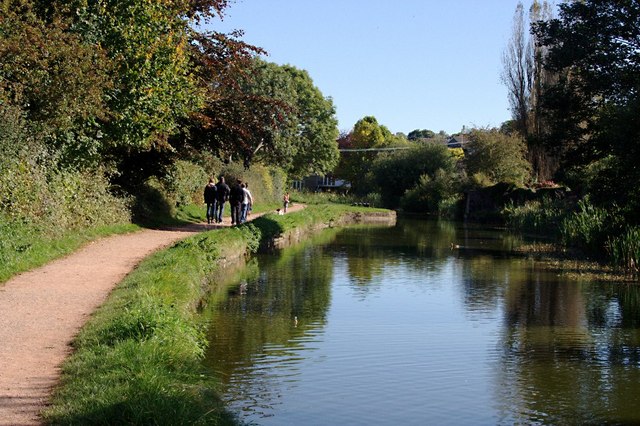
[
  {"x1": 465, "y1": 129, "x2": 531, "y2": 187},
  {"x1": 336, "y1": 116, "x2": 408, "y2": 194},
  {"x1": 372, "y1": 142, "x2": 459, "y2": 212},
  {"x1": 333, "y1": 116, "x2": 464, "y2": 214},
  {"x1": 350, "y1": 116, "x2": 399, "y2": 148},
  {"x1": 407, "y1": 129, "x2": 435, "y2": 141},
  {"x1": 332, "y1": 119, "x2": 532, "y2": 214}
]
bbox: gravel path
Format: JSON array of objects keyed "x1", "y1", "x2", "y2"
[
  {"x1": 0, "y1": 205, "x2": 303, "y2": 425},
  {"x1": 0, "y1": 227, "x2": 203, "y2": 425}
]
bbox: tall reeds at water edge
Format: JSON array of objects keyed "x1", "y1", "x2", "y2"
[
  {"x1": 607, "y1": 226, "x2": 640, "y2": 274},
  {"x1": 504, "y1": 196, "x2": 639, "y2": 275}
]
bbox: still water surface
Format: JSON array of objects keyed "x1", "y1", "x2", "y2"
[{"x1": 204, "y1": 219, "x2": 640, "y2": 425}]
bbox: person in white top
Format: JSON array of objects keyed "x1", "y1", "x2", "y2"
[{"x1": 241, "y1": 182, "x2": 253, "y2": 223}]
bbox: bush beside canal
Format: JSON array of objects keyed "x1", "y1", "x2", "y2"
[{"x1": 43, "y1": 204, "x2": 393, "y2": 425}]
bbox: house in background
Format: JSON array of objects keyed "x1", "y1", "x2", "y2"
[
  {"x1": 446, "y1": 134, "x2": 467, "y2": 149},
  {"x1": 292, "y1": 174, "x2": 351, "y2": 192}
]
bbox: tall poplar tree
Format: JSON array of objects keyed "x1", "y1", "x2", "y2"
[{"x1": 501, "y1": 0, "x2": 556, "y2": 181}]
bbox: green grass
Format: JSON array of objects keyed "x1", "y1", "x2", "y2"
[
  {"x1": 252, "y1": 203, "x2": 390, "y2": 241},
  {"x1": 289, "y1": 189, "x2": 363, "y2": 206},
  {"x1": 0, "y1": 223, "x2": 139, "y2": 285},
  {"x1": 43, "y1": 227, "x2": 254, "y2": 425},
  {"x1": 43, "y1": 204, "x2": 390, "y2": 425},
  {"x1": 0, "y1": 201, "x2": 280, "y2": 286}
]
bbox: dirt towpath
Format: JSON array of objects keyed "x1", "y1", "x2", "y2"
[{"x1": 0, "y1": 205, "x2": 303, "y2": 425}]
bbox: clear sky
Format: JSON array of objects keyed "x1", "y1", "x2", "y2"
[{"x1": 209, "y1": 0, "x2": 536, "y2": 135}]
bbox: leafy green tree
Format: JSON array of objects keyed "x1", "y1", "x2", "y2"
[
  {"x1": 186, "y1": 58, "x2": 338, "y2": 176},
  {"x1": 534, "y1": 0, "x2": 640, "y2": 218},
  {"x1": 284, "y1": 65, "x2": 339, "y2": 178},
  {"x1": 28, "y1": 1, "x2": 243, "y2": 170},
  {"x1": 351, "y1": 116, "x2": 394, "y2": 148},
  {"x1": 337, "y1": 116, "x2": 409, "y2": 194},
  {"x1": 63, "y1": 0, "x2": 203, "y2": 149},
  {"x1": 184, "y1": 40, "x2": 285, "y2": 170},
  {"x1": 465, "y1": 129, "x2": 531, "y2": 187},
  {"x1": 245, "y1": 61, "x2": 339, "y2": 178},
  {"x1": 400, "y1": 169, "x2": 461, "y2": 215},
  {"x1": 0, "y1": 0, "x2": 112, "y2": 167},
  {"x1": 372, "y1": 142, "x2": 458, "y2": 209}
]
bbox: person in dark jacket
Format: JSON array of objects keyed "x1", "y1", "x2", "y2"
[
  {"x1": 214, "y1": 176, "x2": 230, "y2": 223},
  {"x1": 229, "y1": 179, "x2": 244, "y2": 226},
  {"x1": 203, "y1": 178, "x2": 217, "y2": 224}
]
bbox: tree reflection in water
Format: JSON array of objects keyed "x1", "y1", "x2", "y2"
[{"x1": 202, "y1": 218, "x2": 640, "y2": 424}]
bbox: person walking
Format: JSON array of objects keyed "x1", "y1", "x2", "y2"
[
  {"x1": 214, "y1": 176, "x2": 230, "y2": 223},
  {"x1": 203, "y1": 178, "x2": 217, "y2": 225},
  {"x1": 241, "y1": 182, "x2": 253, "y2": 223},
  {"x1": 283, "y1": 192, "x2": 290, "y2": 213},
  {"x1": 229, "y1": 179, "x2": 244, "y2": 226}
]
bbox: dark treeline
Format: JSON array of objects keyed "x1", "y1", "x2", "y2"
[{"x1": 501, "y1": 0, "x2": 639, "y2": 271}]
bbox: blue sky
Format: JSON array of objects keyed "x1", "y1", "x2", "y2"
[{"x1": 209, "y1": 0, "x2": 538, "y2": 135}]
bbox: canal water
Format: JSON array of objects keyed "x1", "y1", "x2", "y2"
[{"x1": 203, "y1": 219, "x2": 640, "y2": 425}]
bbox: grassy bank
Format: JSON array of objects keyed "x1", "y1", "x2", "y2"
[
  {"x1": 0, "y1": 201, "x2": 279, "y2": 287},
  {"x1": 44, "y1": 204, "x2": 391, "y2": 425},
  {"x1": 0, "y1": 155, "x2": 287, "y2": 286},
  {"x1": 0, "y1": 222, "x2": 140, "y2": 284}
]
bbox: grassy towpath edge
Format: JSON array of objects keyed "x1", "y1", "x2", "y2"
[{"x1": 43, "y1": 204, "x2": 394, "y2": 425}]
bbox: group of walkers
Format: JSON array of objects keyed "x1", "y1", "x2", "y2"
[
  {"x1": 205, "y1": 177, "x2": 294, "y2": 225},
  {"x1": 204, "y1": 176, "x2": 253, "y2": 225}
]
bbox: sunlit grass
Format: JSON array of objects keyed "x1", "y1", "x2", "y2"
[{"x1": 0, "y1": 223, "x2": 139, "y2": 285}]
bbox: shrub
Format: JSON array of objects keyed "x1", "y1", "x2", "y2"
[
  {"x1": 291, "y1": 190, "x2": 357, "y2": 205},
  {"x1": 372, "y1": 142, "x2": 458, "y2": 209},
  {"x1": 560, "y1": 198, "x2": 621, "y2": 257},
  {"x1": 502, "y1": 197, "x2": 566, "y2": 235},
  {"x1": 163, "y1": 160, "x2": 209, "y2": 208},
  {"x1": 607, "y1": 226, "x2": 640, "y2": 273},
  {"x1": 217, "y1": 163, "x2": 286, "y2": 206},
  {"x1": 470, "y1": 172, "x2": 494, "y2": 188},
  {"x1": 400, "y1": 168, "x2": 461, "y2": 215},
  {"x1": 130, "y1": 177, "x2": 174, "y2": 226},
  {"x1": 365, "y1": 192, "x2": 382, "y2": 208},
  {"x1": 465, "y1": 129, "x2": 531, "y2": 187}
]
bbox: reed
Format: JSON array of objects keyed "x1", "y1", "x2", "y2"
[
  {"x1": 502, "y1": 197, "x2": 565, "y2": 235},
  {"x1": 559, "y1": 198, "x2": 613, "y2": 257},
  {"x1": 607, "y1": 226, "x2": 640, "y2": 273}
]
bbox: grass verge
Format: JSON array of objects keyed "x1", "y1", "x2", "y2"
[
  {"x1": 0, "y1": 200, "x2": 279, "y2": 286},
  {"x1": 43, "y1": 204, "x2": 390, "y2": 425},
  {"x1": 0, "y1": 223, "x2": 140, "y2": 285}
]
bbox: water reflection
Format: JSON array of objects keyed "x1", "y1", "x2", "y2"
[{"x1": 203, "y1": 218, "x2": 640, "y2": 425}]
